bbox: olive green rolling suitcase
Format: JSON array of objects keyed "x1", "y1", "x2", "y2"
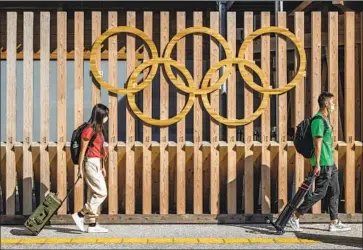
[{"x1": 24, "y1": 176, "x2": 81, "y2": 236}]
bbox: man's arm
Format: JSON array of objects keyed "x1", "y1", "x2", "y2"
[{"x1": 313, "y1": 136, "x2": 322, "y2": 175}]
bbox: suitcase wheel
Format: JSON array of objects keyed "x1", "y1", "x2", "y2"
[
  {"x1": 265, "y1": 217, "x2": 271, "y2": 224},
  {"x1": 276, "y1": 229, "x2": 285, "y2": 235},
  {"x1": 31, "y1": 231, "x2": 39, "y2": 236}
]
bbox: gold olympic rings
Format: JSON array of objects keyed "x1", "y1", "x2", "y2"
[{"x1": 90, "y1": 25, "x2": 307, "y2": 127}]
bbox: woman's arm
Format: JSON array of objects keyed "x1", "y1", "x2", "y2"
[{"x1": 77, "y1": 137, "x2": 90, "y2": 177}]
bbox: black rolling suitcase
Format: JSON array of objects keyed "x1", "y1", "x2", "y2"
[
  {"x1": 266, "y1": 171, "x2": 317, "y2": 235},
  {"x1": 24, "y1": 176, "x2": 81, "y2": 236}
]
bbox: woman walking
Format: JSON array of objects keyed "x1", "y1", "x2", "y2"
[{"x1": 72, "y1": 103, "x2": 109, "y2": 233}]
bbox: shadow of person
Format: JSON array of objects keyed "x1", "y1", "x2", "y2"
[
  {"x1": 235, "y1": 224, "x2": 282, "y2": 236},
  {"x1": 295, "y1": 232, "x2": 363, "y2": 248},
  {"x1": 228, "y1": 224, "x2": 363, "y2": 248}
]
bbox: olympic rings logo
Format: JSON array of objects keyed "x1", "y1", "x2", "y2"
[{"x1": 90, "y1": 26, "x2": 306, "y2": 127}]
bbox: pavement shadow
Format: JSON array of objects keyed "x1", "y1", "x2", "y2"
[
  {"x1": 10, "y1": 226, "x2": 82, "y2": 236},
  {"x1": 295, "y1": 232, "x2": 363, "y2": 248},
  {"x1": 234, "y1": 224, "x2": 363, "y2": 248},
  {"x1": 234, "y1": 224, "x2": 283, "y2": 235},
  {"x1": 10, "y1": 228, "x2": 35, "y2": 236}
]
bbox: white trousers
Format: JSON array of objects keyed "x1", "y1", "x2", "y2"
[{"x1": 81, "y1": 157, "x2": 107, "y2": 223}]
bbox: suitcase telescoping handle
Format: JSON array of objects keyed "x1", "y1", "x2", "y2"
[{"x1": 60, "y1": 175, "x2": 82, "y2": 205}]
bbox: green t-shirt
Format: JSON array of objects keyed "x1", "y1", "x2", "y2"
[{"x1": 310, "y1": 112, "x2": 334, "y2": 166}]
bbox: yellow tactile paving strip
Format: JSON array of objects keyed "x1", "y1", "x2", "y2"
[{"x1": 0, "y1": 238, "x2": 320, "y2": 244}]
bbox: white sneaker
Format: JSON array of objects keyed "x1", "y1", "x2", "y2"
[
  {"x1": 72, "y1": 213, "x2": 85, "y2": 232},
  {"x1": 87, "y1": 224, "x2": 109, "y2": 233},
  {"x1": 329, "y1": 221, "x2": 352, "y2": 232},
  {"x1": 287, "y1": 216, "x2": 303, "y2": 232}
]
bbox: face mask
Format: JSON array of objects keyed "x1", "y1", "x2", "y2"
[
  {"x1": 103, "y1": 116, "x2": 108, "y2": 123},
  {"x1": 330, "y1": 105, "x2": 335, "y2": 113}
]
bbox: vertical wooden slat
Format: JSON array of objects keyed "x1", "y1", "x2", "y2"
[
  {"x1": 261, "y1": 11, "x2": 271, "y2": 214},
  {"x1": 40, "y1": 12, "x2": 50, "y2": 203},
  {"x1": 57, "y1": 11, "x2": 67, "y2": 214},
  {"x1": 244, "y1": 12, "x2": 254, "y2": 214},
  {"x1": 344, "y1": 12, "x2": 355, "y2": 213},
  {"x1": 328, "y1": 12, "x2": 339, "y2": 167},
  {"x1": 23, "y1": 12, "x2": 34, "y2": 215},
  {"x1": 361, "y1": 12, "x2": 363, "y2": 212},
  {"x1": 74, "y1": 11, "x2": 84, "y2": 213},
  {"x1": 210, "y1": 12, "x2": 220, "y2": 215},
  {"x1": 143, "y1": 11, "x2": 153, "y2": 215},
  {"x1": 108, "y1": 11, "x2": 118, "y2": 215},
  {"x1": 311, "y1": 12, "x2": 322, "y2": 214},
  {"x1": 91, "y1": 12, "x2": 101, "y2": 107},
  {"x1": 294, "y1": 12, "x2": 305, "y2": 194},
  {"x1": 160, "y1": 11, "x2": 169, "y2": 215},
  {"x1": 176, "y1": 12, "x2": 186, "y2": 215},
  {"x1": 126, "y1": 11, "x2": 136, "y2": 215},
  {"x1": 6, "y1": 12, "x2": 17, "y2": 215},
  {"x1": 193, "y1": 12, "x2": 203, "y2": 214},
  {"x1": 277, "y1": 12, "x2": 287, "y2": 213},
  {"x1": 227, "y1": 12, "x2": 236, "y2": 214}
]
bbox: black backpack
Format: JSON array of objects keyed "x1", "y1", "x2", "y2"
[
  {"x1": 293, "y1": 116, "x2": 329, "y2": 159},
  {"x1": 70, "y1": 122, "x2": 97, "y2": 164}
]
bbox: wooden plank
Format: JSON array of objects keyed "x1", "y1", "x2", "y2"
[
  {"x1": 5, "y1": 12, "x2": 17, "y2": 216},
  {"x1": 261, "y1": 12, "x2": 271, "y2": 214},
  {"x1": 311, "y1": 11, "x2": 322, "y2": 214},
  {"x1": 91, "y1": 12, "x2": 101, "y2": 107},
  {"x1": 294, "y1": 12, "x2": 305, "y2": 194},
  {"x1": 73, "y1": 11, "x2": 84, "y2": 213},
  {"x1": 344, "y1": 12, "x2": 355, "y2": 213},
  {"x1": 4, "y1": 32, "x2": 362, "y2": 61},
  {"x1": 361, "y1": 12, "x2": 363, "y2": 212},
  {"x1": 39, "y1": 12, "x2": 50, "y2": 204},
  {"x1": 22, "y1": 12, "x2": 34, "y2": 215},
  {"x1": 1, "y1": 213, "x2": 362, "y2": 225},
  {"x1": 57, "y1": 12, "x2": 67, "y2": 214},
  {"x1": 176, "y1": 12, "x2": 186, "y2": 215},
  {"x1": 126, "y1": 11, "x2": 136, "y2": 215},
  {"x1": 160, "y1": 11, "x2": 169, "y2": 215},
  {"x1": 328, "y1": 12, "x2": 339, "y2": 167},
  {"x1": 193, "y1": 12, "x2": 203, "y2": 215},
  {"x1": 210, "y1": 12, "x2": 220, "y2": 215},
  {"x1": 108, "y1": 11, "x2": 118, "y2": 215},
  {"x1": 244, "y1": 12, "x2": 254, "y2": 215},
  {"x1": 277, "y1": 12, "x2": 288, "y2": 213},
  {"x1": 142, "y1": 11, "x2": 153, "y2": 215},
  {"x1": 227, "y1": 12, "x2": 236, "y2": 214}
]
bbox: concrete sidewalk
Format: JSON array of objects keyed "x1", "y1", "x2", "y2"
[{"x1": 1, "y1": 223, "x2": 362, "y2": 249}]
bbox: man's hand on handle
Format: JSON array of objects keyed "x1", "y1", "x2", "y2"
[{"x1": 313, "y1": 164, "x2": 321, "y2": 176}]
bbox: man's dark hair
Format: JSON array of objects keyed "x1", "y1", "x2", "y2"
[{"x1": 318, "y1": 91, "x2": 334, "y2": 108}]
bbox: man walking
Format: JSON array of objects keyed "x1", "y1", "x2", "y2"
[{"x1": 288, "y1": 91, "x2": 351, "y2": 232}]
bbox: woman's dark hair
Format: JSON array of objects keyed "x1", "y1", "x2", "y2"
[
  {"x1": 88, "y1": 103, "x2": 109, "y2": 137},
  {"x1": 318, "y1": 91, "x2": 334, "y2": 108}
]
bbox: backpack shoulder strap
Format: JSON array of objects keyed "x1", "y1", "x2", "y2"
[{"x1": 311, "y1": 115, "x2": 329, "y2": 133}]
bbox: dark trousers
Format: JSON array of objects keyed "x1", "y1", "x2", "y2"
[{"x1": 297, "y1": 164, "x2": 339, "y2": 220}]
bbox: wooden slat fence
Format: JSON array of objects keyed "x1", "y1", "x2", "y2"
[{"x1": 0, "y1": 11, "x2": 362, "y2": 222}]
